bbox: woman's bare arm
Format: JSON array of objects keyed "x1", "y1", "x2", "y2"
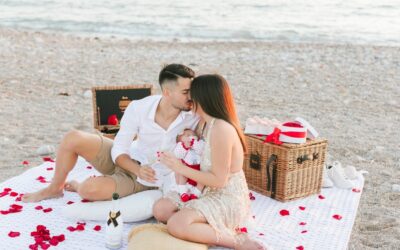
[{"x1": 160, "y1": 120, "x2": 234, "y2": 188}]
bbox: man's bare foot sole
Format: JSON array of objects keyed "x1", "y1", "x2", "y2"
[
  {"x1": 64, "y1": 180, "x2": 80, "y2": 192},
  {"x1": 22, "y1": 187, "x2": 64, "y2": 203}
]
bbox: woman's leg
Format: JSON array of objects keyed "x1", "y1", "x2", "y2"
[
  {"x1": 153, "y1": 198, "x2": 178, "y2": 223},
  {"x1": 167, "y1": 208, "x2": 266, "y2": 250}
]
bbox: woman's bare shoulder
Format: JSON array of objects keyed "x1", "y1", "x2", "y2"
[{"x1": 212, "y1": 119, "x2": 236, "y2": 137}]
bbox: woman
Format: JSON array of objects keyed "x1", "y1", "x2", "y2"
[{"x1": 154, "y1": 74, "x2": 266, "y2": 250}]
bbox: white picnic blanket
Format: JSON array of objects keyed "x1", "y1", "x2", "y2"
[{"x1": 0, "y1": 157, "x2": 364, "y2": 250}]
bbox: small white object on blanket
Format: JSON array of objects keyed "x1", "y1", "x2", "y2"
[{"x1": 62, "y1": 189, "x2": 162, "y2": 222}]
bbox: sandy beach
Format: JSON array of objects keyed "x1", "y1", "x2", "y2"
[{"x1": 0, "y1": 27, "x2": 399, "y2": 249}]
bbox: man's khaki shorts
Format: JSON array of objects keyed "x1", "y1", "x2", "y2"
[{"x1": 88, "y1": 132, "x2": 152, "y2": 198}]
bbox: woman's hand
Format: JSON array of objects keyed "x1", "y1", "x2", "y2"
[{"x1": 159, "y1": 152, "x2": 183, "y2": 173}]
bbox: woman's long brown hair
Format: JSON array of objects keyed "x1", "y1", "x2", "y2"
[{"x1": 190, "y1": 74, "x2": 246, "y2": 152}]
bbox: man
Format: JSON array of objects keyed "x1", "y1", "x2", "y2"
[{"x1": 23, "y1": 64, "x2": 199, "y2": 202}]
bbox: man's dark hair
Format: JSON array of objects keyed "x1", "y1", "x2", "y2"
[{"x1": 158, "y1": 64, "x2": 195, "y2": 88}]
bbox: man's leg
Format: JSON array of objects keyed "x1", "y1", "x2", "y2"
[
  {"x1": 23, "y1": 130, "x2": 106, "y2": 202},
  {"x1": 76, "y1": 176, "x2": 117, "y2": 201}
]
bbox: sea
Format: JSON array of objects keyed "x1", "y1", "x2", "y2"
[{"x1": 0, "y1": 0, "x2": 399, "y2": 45}]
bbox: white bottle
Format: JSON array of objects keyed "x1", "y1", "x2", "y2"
[{"x1": 105, "y1": 193, "x2": 123, "y2": 249}]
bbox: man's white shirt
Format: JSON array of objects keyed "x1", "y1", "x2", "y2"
[{"x1": 111, "y1": 95, "x2": 200, "y2": 165}]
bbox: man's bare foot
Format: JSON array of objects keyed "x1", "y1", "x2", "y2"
[
  {"x1": 235, "y1": 235, "x2": 267, "y2": 250},
  {"x1": 64, "y1": 180, "x2": 80, "y2": 192},
  {"x1": 22, "y1": 186, "x2": 63, "y2": 203}
]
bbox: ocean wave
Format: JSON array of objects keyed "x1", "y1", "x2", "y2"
[{"x1": 0, "y1": 0, "x2": 399, "y2": 45}]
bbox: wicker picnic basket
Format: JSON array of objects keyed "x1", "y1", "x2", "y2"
[
  {"x1": 92, "y1": 84, "x2": 154, "y2": 139},
  {"x1": 243, "y1": 134, "x2": 328, "y2": 202}
]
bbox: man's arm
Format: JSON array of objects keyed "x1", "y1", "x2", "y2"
[{"x1": 110, "y1": 102, "x2": 156, "y2": 182}]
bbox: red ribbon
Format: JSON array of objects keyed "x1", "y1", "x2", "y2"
[
  {"x1": 281, "y1": 131, "x2": 307, "y2": 138},
  {"x1": 263, "y1": 127, "x2": 283, "y2": 145}
]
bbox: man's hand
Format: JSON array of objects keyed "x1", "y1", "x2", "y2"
[{"x1": 138, "y1": 165, "x2": 157, "y2": 183}]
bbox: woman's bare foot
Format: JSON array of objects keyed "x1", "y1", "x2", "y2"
[
  {"x1": 22, "y1": 186, "x2": 63, "y2": 203},
  {"x1": 64, "y1": 180, "x2": 80, "y2": 192},
  {"x1": 235, "y1": 235, "x2": 267, "y2": 250}
]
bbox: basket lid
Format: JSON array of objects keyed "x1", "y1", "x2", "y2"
[{"x1": 247, "y1": 134, "x2": 327, "y2": 148}]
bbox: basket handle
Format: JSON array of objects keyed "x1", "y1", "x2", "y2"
[
  {"x1": 297, "y1": 155, "x2": 310, "y2": 164},
  {"x1": 249, "y1": 152, "x2": 261, "y2": 170},
  {"x1": 297, "y1": 152, "x2": 319, "y2": 164},
  {"x1": 266, "y1": 154, "x2": 278, "y2": 198}
]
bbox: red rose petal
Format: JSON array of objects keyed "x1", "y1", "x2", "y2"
[
  {"x1": 248, "y1": 192, "x2": 254, "y2": 198},
  {"x1": 259, "y1": 233, "x2": 264, "y2": 236},
  {"x1": 301, "y1": 230, "x2": 308, "y2": 234},
  {"x1": 67, "y1": 226, "x2": 76, "y2": 232},
  {"x1": 8, "y1": 231, "x2": 21, "y2": 237},
  {"x1": 15, "y1": 197, "x2": 22, "y2": 201},
  {"x1": 36, "y1": 176, "x2": 45, "y2": 180},
  {"x1": 46, "y1": 167, "x2": 54, "y2": 171},
  {"x1": 56, "y1": 234, "x2": 65, "y2": 242},
  {"x1": 43, "y1": 208, "x2": 53, "y2": 213},
  {"x1": 3, "y1": 188, "x2": 12, "y2": 192},
  {"x1": 76, "y1": 224, "x2": 85, "y2": 231},
  {"x1": 279, "y1": 209, "x2": 290, "y2": 216},
  {"x1": 240, "y1": 227, "x2": 248, "y2": 233},
  {"x1": 39, "y1": 179, "x2": 47, "y2": 183},
  {"x1": 333, "y1": 214, "x2": 342, "y2": 220},
  {"x1": 11, "y1": 204, "x2": 23, "y2": 210},
  {"x1": 29, "y1": 244, "x2": 38, "y2": 250},
  {"x1": 9, "y1": 208, "x2": 22, "y2": 213},
  {"x1": 77, "y1": 222, "x2": 86, "y2": 226},
  {"x1": 299, "y1": 206, "x2": 306, "y2": 211},
  {"x1": 81, "y1": 199, "x2": 91, "y2": 203},
  {"x1": 352, "y1": 188, "x2": 361, "y2": 193},
  {"x1": 10, "y1": 192, "x2": 18, "y2": 197},
  {"x1": 22, "y1": 160, "x2": 29, "y2": 165},
  {"x1": 35, "y1": 205, "x2": 43, "y2": 210},
  {"x1": 318, "y1": 195, "x2": 325, "y2": 199},
  {"x1": 40, "y1": 243, "x2": 50, "y2": 250},
  {"x1": 35, "y1": 236, "x2": 44, "y2": 244},
  {"x1": 1, "y1": 210, "x2": 9, "y2": 215},
  {"x1": 299, "y1": 222, "x2": 307, "y2": 226},
  {"x1": 36, "y1": 225, "x2": 46, "y2": 231},
  {"x1": 0, "y1": 191, "x2": 9, "y2": 197},
  {"x1": 43, "y1": 157, "x2": 55, "y2": 162},
  {"x1": 93, "y1": 225, "x2": 101, "y2": 231},
  {"x1": 296, "y1": 246, "x2": 304, "y2": 250},
  {"x1": 67, "y1": 201, "x2": 74, "y2": 205},
  {"x1": 86, "y1": 166, "x2": 93, "y2": 169},
  {"x1": 49, "y1": 237, "x2": 59, "y2": 246}
]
